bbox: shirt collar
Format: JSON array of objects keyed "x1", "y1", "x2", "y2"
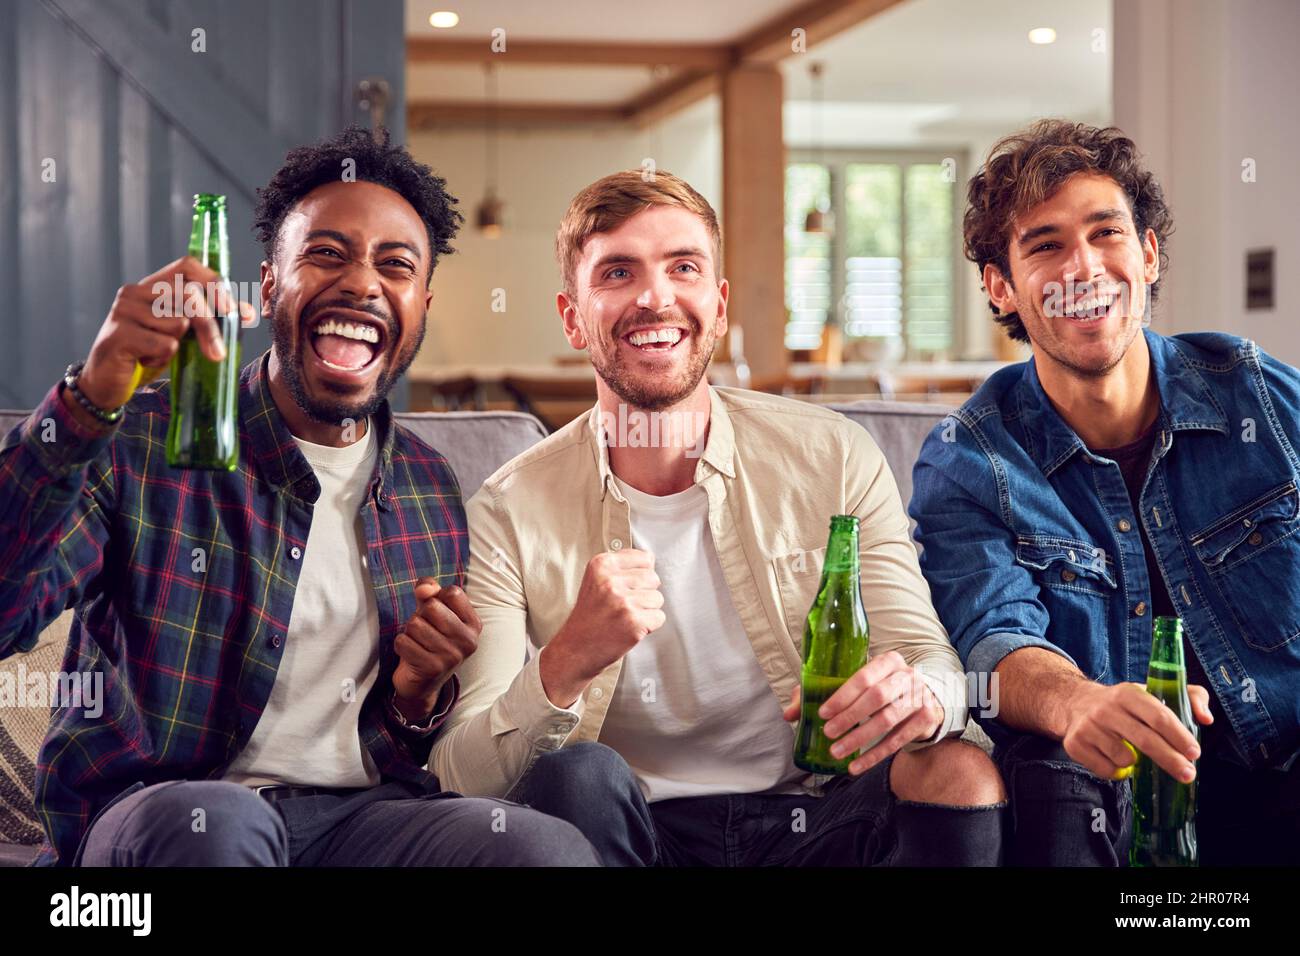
[
  {"x1": 240, "y1": 348, "x2": 398, "y2": 507},
  {"x1": 1015, "y1": 328, "x2": 1230, "y2": 478},
  {"x1": 587, "y1": 385, "x2": 736, "y2": 500}
]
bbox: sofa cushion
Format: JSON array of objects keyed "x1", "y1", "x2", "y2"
[
  {"x1": 393, "y1": 410, "x2": 548, "y2": 499},
  {"x1": 0, "y1": 609, "x2": 74, "y2": 847}
]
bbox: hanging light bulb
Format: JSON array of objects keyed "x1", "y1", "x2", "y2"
[
  {"x1": 476, "y1": 194, "x2": 504, "y2": 238},
  {"x1": 804, "y1": 61, "x2": 831, "y2": 235},
  {"x1": 478, "y1": 62, "x2": 505, "y2": 238}
]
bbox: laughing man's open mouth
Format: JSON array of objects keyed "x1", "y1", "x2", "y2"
[{"x1": 308, "y1": 311, "x2": 387, "y2": 372}]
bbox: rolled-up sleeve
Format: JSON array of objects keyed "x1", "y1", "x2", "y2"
[{"x1": 426, "y1": 484, "x2": 583, "y2": 797}]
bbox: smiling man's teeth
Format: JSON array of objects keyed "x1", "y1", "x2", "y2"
[
  {"x1": 627, "y1": 328, "x2": 683, "y2": 347},
  {"x1": 1063, "y1": 295, "x2": 1117, "y2": 318},
  {"x1": 312, "y1": 318, "x2": 380, "y2": 343}
]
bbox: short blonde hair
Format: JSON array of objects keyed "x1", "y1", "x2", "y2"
[{"x1": 556, "y1": 169, "x2": 722, "y2": 295}]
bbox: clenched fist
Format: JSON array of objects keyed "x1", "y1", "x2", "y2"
[
  {"x1": 392, "y1": 578, "x2": 481, "y2": 718},
  {"x1": 538, "y1": 549, "x2": 665, "y2": 708}
]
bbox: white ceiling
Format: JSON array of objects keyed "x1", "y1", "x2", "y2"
[
  {"x1": 782, "y1": 0, "x2": 1111, "y2": 139},
  {"x1": 405, "y1": 0, "x2": 1112, "y2": 134},
  {"x1": 405, "y1": 0, "x2": 798, "y2": 43}
]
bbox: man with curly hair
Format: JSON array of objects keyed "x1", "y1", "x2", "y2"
[
  {"x1": 0, "y1": 126, "x2": 599, "y2": 866},
  {"x1": 909, "y1": 119, "x2": 1300, "y2": 865}
]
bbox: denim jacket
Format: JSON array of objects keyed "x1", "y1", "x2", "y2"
[{"x1": 909, "y1": 329, "x2": 1300, "y2": 770}]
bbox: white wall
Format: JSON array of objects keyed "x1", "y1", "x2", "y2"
[
  {"x1": 408, "y1": 99, "x2": 720, "y2": 372},
  {"x1": 1114, "y1": 0, "x2": 1299, "y2": 364}
]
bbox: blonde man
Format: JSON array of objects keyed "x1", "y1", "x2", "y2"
[{"x1": 428, "y1": 170, "x2": 1006, "y2": 866}]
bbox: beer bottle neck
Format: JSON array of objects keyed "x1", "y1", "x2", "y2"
[
  {"x1": 1150, "y1": 617, "x2": 1185, "y2": 668},
  {"x1": 823, "y1": 527, "x2": 859, "y2": 575}
]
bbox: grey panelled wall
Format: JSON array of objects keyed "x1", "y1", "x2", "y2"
[{"x1": 0, "y1": 0, "x2": 410, "y2": 410}]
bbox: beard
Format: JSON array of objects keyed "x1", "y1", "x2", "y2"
[
  {"x1": 588, "y1": 307, "x2": 716, "y2": 412},
  {"x1": 269, "y1": 290, "x2": 423, "y2": 426}
]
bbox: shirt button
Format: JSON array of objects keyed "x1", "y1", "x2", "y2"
[
  {"x1": 270, "y1": 632, "x2": 282, "y2": 648},
  {"x1": 1117, "y1": 519, "x2": 1132, "y2": 532},
  {"x1": 1248, "y1": 531, "x2": 1263, "y2": 546},
  {"x1": 290, "y1": 546, "x2": 302, "y2": 560},
  {"x1": 591, "y1": 687, "x2": 604, "y2": 699},
  {"x1": 1134, "y1": 602, "x2": 1147, "y2": 617},
  {"x1": 610, "y1": 538, "x2": 623, "y2": 551},
  {"x1": 1060, "y1": 569, "x2": 1077, "y2": 583},
  {"x1": 1242, "y1": 518, "x2": 1253, "y2": 529}
]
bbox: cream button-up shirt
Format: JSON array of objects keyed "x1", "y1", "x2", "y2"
[{"x1": 428, "y1": 387, "x2": 967, "y2": 797}]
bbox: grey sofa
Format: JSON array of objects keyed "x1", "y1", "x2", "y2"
[{"x1": 0, "y1": 397, "x2": 966, "y2": 866}]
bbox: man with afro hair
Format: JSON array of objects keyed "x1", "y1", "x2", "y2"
[{"x1": 0, "y1": 125, "x2": 599, "y2": 866}]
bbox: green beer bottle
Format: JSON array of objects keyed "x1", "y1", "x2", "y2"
[
  {"x1": 165, "y1": 193, "x2": 241, "y2": 470},
  {"x1": 1129, "y1": 616, "x2": 1198, "y2": 867},
  {"x1": 793, "y1": 514, "x2": 870, "y2": 774}
]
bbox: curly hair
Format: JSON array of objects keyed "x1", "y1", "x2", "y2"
[
  {"x1": 253, "y1": 125, "x2": 462, "y2": 284},
  {"x1": 963, "y1": 119, "x2": 1174, "y2": 343}
]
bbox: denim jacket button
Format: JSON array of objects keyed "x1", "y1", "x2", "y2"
[
  {"x1": 1061, "y1": 569, "x2": 1077, "y2": 583},
  {"x1": 1117, "y1": 519, "x2": 1132, "y2": 532},
  {"x1": 1248, "y1": 531, "x2": 1263, "y2": 546},
  {"x1": 1134, "y1": 602, "x2": 1147, "y2": 617}
]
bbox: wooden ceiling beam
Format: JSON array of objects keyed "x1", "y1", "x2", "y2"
[
  {"x1": 736, "y1": 0, "x2": 908, "y2": 64},
  {"x1": 408, "y1": 101, "x2": 624, "y2": 129},
  {"x1": 621, "y1": 71, "x2": 720, "y2": 127},
  {"x1": 407, "y1": 37, "x2": 731, "y2": 69}
]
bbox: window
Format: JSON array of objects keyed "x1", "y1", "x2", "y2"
[{"x1": 784, "y1": 151, "x2": 963, "y2": 359}]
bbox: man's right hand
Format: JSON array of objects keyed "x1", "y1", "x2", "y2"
[
  {"x1": 1062, "y1": 680, "x2": 1213, "y2": 782},
  {"x1": 72, "y1": 256, "x2": 256, "y2": 413},
  {"x1": 538, "y1": 548, "x2": 664, "y2": 708}
]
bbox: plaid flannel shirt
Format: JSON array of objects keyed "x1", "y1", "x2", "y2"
[{"x1": 0, "y1": 350, "x2": 466, "y2": 865}]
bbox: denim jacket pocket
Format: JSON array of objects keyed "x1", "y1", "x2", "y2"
[
  {"x1": 1014, "y1": 535, "x2": 1117, "y2": 596},
  {"x1": 1015, "y1": 535, "x2": 1115, "y2": 681},
  {"x1": 1191, "y1": 480, "x2": 1300, "y2": 651}
]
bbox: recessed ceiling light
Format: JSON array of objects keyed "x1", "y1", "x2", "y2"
[
  {"x1": 429, "y1": 11, "x2": 459, "y2": 29},
  {"x1": 1028, "y1": 27, "x2": 1057, "y2": 45}
]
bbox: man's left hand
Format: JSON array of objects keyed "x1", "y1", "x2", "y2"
[
  {"x1": 393, "y1": 578, "x2": 481, "y2": 717},
  {"x1": 782, "y1": 651, "x2": 944, "y2": 775}
]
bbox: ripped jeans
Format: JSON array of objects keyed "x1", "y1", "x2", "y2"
[
  {"x1": 507, "y1": 741, "x2": 1006, "y2": 867},
  {"x1": 997, "y1": 729, "x2": 1300, "y2": 866},
  {"x1": 995, "y1": 733, "x2": 1133, "y2": 866}
]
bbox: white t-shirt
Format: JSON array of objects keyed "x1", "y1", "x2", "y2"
[
  {"x1": 224, "y1": 418, "x2": 382, "y2": 788},
  {"x1": 598, "y1": 476, "x2": 810, "y2": 803}
]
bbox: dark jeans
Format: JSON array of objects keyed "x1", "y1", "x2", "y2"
[
  {"x1": 506, "y1": 741, "x2": 1005, "y2": 866},
  {"x1": 76, "y1": 778, "x2": 601, "y2": 866},
  {"x1": 994, "y1": 733, "x2": 1133, "y2": 866},
  {"x1": 996, "y1": 731, "x2": 1300, "y2": 866}
]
